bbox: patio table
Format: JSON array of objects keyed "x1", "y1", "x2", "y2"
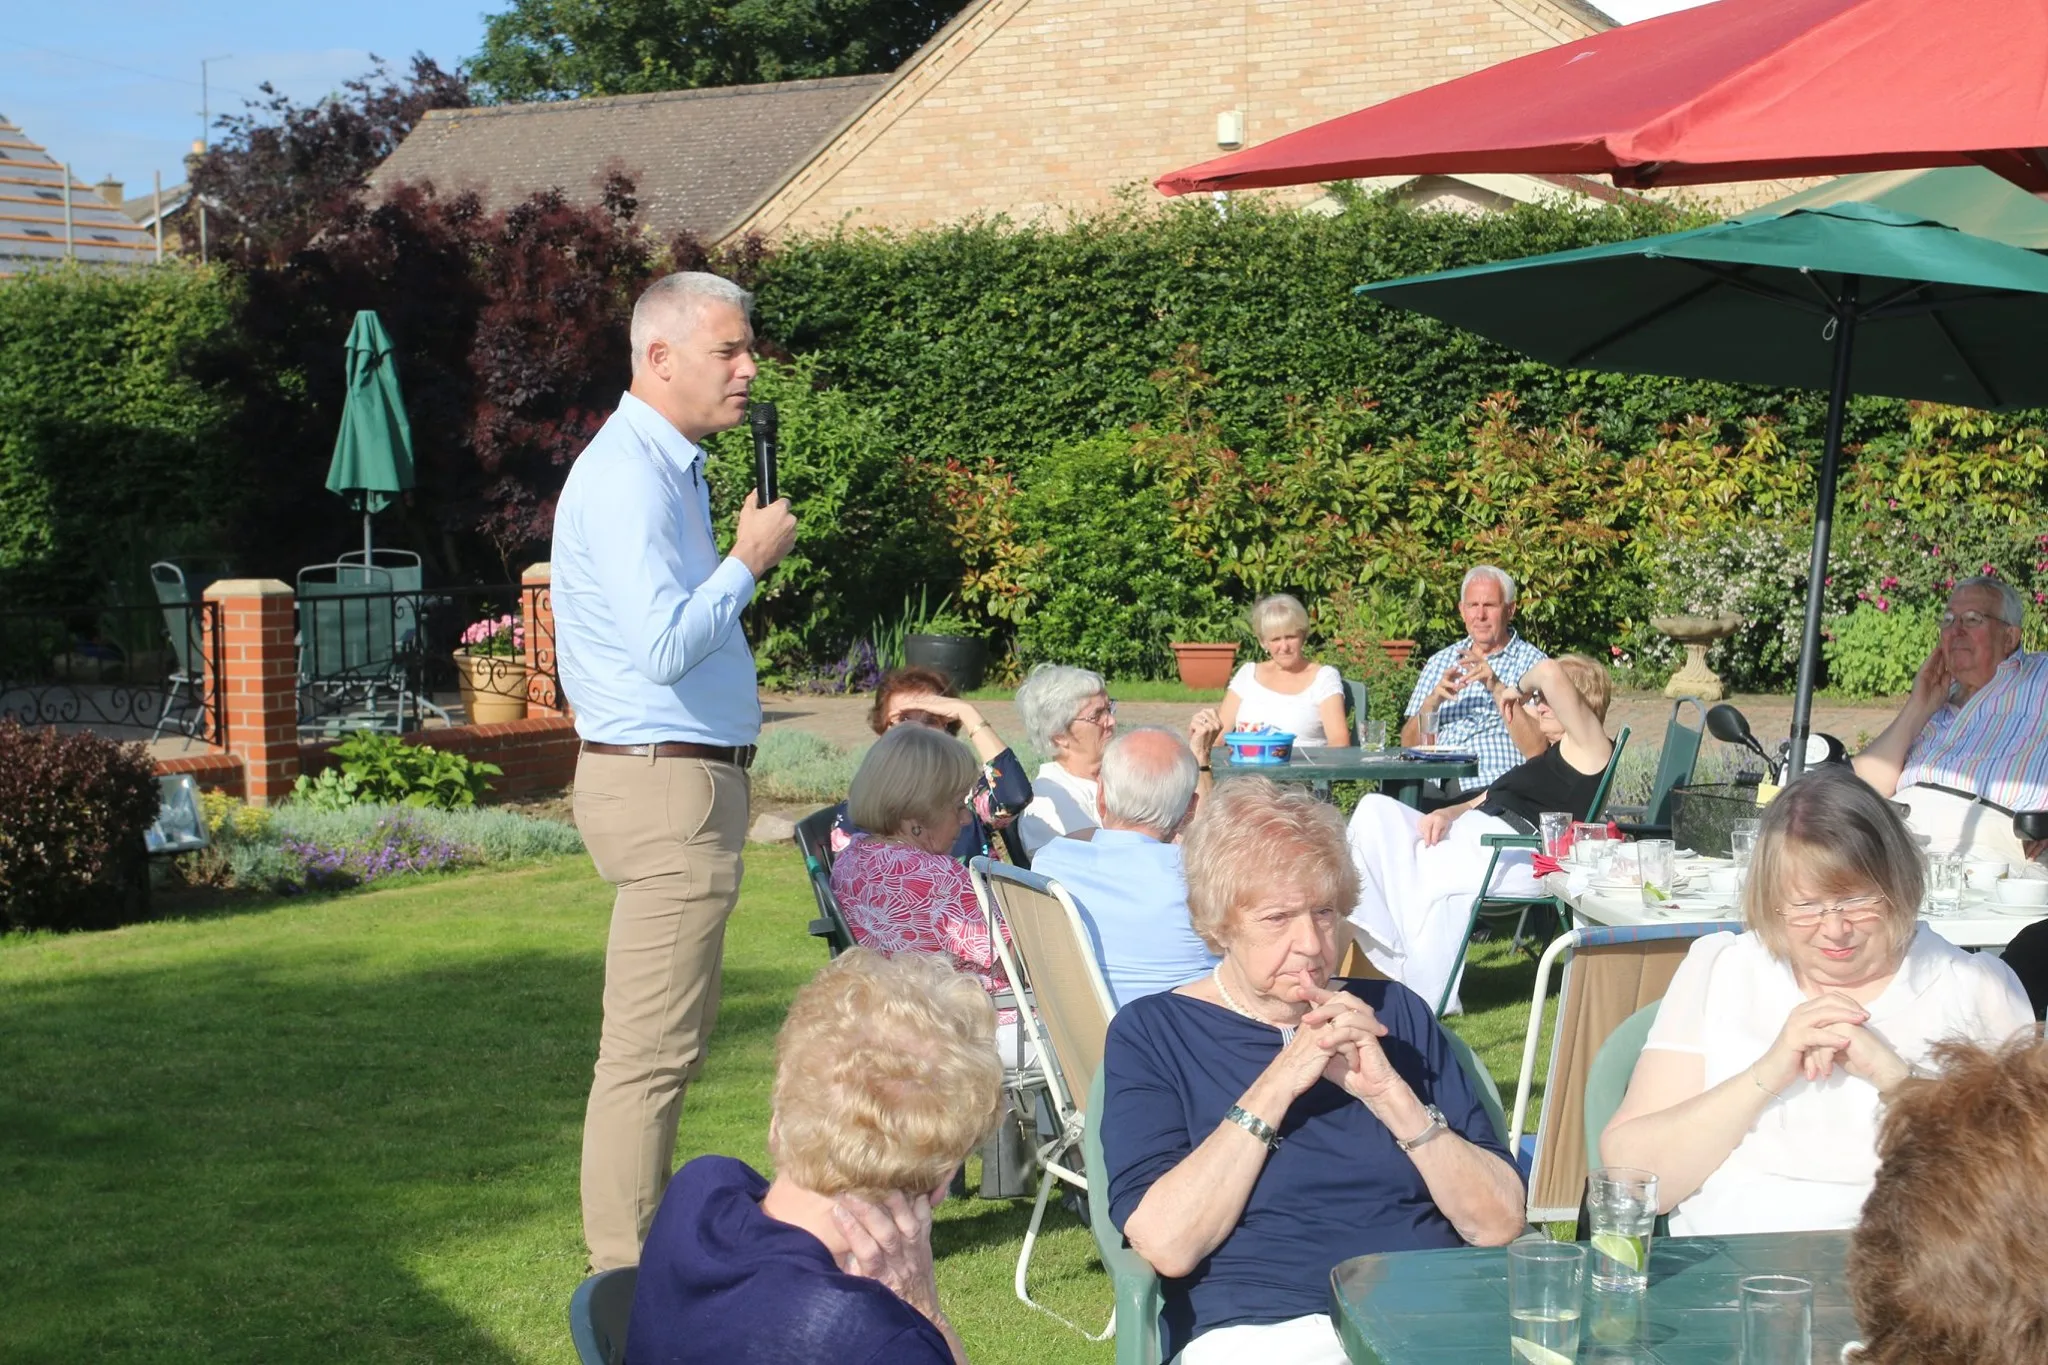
[
  {"x1": 1546, "y1": 870, "x2": 2045, "y2": 951},
  {"x1": 1209, "y1": 748, "x2": 1478, "y2": 809},
  {"x1": 1331, "y1": 1229, "x2": 1859, "y2": 1364}
]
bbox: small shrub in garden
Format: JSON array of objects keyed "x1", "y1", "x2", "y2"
[
  {"x1": 0, "y1": 721, "x2": 161, "y2": 932},
  {"x1": 294, "y1": 733, "x2": 502, "y2": 810},
  {"x1": 1823, "y1": 603, "x2": 1942, "y2": 699},
  {"x1": 277, "y1": 812, "x2": 472, "y2": 891}
]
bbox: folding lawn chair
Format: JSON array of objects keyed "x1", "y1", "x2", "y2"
[
  {"x1": 296, "y1": 562, "x2": 408, "y2": 733},
  {"x1": 792, "y1": 806, "x2": 853, "y2": 956},
  {"x1": 970, "y1": 856, "x2": 1116, "y2": 1340},
  {"x1": 1609, "y1": 700, "x2": 1705, "y2": 839},
  {"x1": 149, "y1": 561, "x2": 213, "y2": 742},
  {"x1": 1508, "y1": 922, "x2": 1737, "y2": 1223}
]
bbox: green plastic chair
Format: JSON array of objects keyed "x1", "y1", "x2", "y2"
[
  {"x1": 793, "y1": 806, "x2": 854, "y2": 956},
  {"x1": 1084, "y1": 1067, "x2": 1164, "y2": 1365},
  {"x1": 1437, "y1": 726, "x2": 1631, "y2": 1014},
  {"x1": 1610, "y1": 700, "x2": 1706, "y2": 839},
  {"x1": 568, "y1": 1265, "x2": 636, "y2": 1365},
  {"x1": 1583, "y1": 1000, "x2": 1661, "y2": 1175},
  {"x1": 1442, "y1": 1026, "x2": 1509, "y2": 1150}
]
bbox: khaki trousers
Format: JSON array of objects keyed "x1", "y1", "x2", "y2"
[{"x1": 574, "y1": 749, "x2": 750, "y2": 1270}]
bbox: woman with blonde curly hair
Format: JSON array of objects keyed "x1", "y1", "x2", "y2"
[
  {"x1": 627, "y1": 949, "x2": 1000, "y2": 1364},
  {"x1": 1101, "y1": 778, "x2": 1522, "y2": 1364}
]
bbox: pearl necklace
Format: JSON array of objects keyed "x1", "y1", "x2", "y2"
[{"x1": 1213, "y1": 965, "x2": 1297, "y2": 1045}]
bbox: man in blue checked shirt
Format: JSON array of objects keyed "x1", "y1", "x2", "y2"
[
  {"x1": 552, "y1": 271, "x2": 796, "y2": 1273},
  {"x1": 1400, "y1": 566, "x2": 1549, "y2": 796}
]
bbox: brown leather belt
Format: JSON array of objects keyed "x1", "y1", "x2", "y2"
[{"x1": 580, "y1": 741, "x2": 756, "y2": 769}]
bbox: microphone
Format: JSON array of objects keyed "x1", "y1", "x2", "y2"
[{"x1": 751, "y1": 402, "x2": 779, "y2": 508}]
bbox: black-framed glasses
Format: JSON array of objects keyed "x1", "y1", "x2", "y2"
[{"x1": 1521, "y1": 688, "x2": 1548, "y2": 709}]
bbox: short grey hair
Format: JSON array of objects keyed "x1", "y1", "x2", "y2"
[
  {"x1": 1099, "y1": 728, "x2": 1199, "y2": 836},
  {"x1": 629, "y1": 272, "x2": 754, "y2": 376},
  {"x1": 847, "y1": 724, "x2": 978, "y2": 837},
  {"x1": 1951, "y1": 575, "x2": 2025, "y2": 628},
  {"x1": 1461, "y1": 564, "x2": 1518, "y2": 607},
  {"x1": 1015, "y1": 664, "x2": 1107, "y2": 754},
  {"x1": 1251, "y1": 594, "x2": 1309, "y2": 642}
]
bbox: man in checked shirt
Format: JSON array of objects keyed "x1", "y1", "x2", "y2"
[{"x1": 1400, "y1": 566, "x2": 1549, "y2": 804}]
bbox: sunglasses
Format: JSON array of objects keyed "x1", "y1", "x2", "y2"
[{"x1": 1521, "y1": 688, "x2": 1548, "y2": 709}]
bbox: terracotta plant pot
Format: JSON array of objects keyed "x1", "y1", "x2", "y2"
[
  {"x1": 454, "y1": 650, "x2": 529, "y2": 724},
  {"x1": 1377, "y1": 639, "x2": 1419, "y2": 669},
  {"x1": 1171, "y1": 641, "x2": 1239, "y2": 690}
]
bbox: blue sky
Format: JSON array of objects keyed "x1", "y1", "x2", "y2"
[
  {"x1": 2, "y1": 2, "x2": 488, "y2": 195},
  {"x1": 3, "y1": 0, "x2": 1711, "y2": 200}
]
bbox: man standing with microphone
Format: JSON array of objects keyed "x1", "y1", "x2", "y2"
[{"x1": 552, "y1": 272, "x2": 796, "y2": 1272}]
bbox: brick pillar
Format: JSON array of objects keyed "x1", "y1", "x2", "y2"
[
  {"x1": 205, "y1": 578, "x2": 301, "y2": 805},
  {"x1": 522, "y1": 561, "x2": 568, "y2": 719}
]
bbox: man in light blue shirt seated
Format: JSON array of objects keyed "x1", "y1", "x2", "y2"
[{"x1": 1032, "y1": 727, "x2": 1219, "y2": 1011}]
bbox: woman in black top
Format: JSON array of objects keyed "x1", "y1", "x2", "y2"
[{"x1": 1346, "y1": 656, "x2": 1613, "y2": 1012}]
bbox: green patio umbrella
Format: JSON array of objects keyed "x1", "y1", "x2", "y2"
[
  {"x1": 1359, "y1": 202, "x2": 2048, "y2": 777},
  {"x1": 325, "y1": 310, "x2": 416, "y2": 561}
]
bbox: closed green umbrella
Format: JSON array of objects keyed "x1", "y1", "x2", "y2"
[
  {"x1": 325, "y1": 310, "x2": 416, "y2": 560},
  {"x1": 1360, "y1": 202, "x2": 2048, "y2": 776}
]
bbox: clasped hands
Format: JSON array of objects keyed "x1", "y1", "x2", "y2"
[
  {"x1": 1757, "y1": 993, "x2": 1912, "y2": 1095},
  {"x1": 831, "y1": 1188, "x2": 944, "y2": 1323},
  {"x1": 1269, "y1": 974, "x2": 1403, "y2": 1105}
]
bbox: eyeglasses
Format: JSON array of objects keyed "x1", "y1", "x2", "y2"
[
  {"x1": 1940, "y1": 609, "x2": 2006, "y2": 631},
  {"x1": 1521, "y1": 689, "x2": 1548, "y2": 709},
  {"x1": 1073, "y1": 700, "x2": 1117, "y2": 728},
  {"x1": 1775, "y1": 894, "x2": 1888, "y2": 929}
]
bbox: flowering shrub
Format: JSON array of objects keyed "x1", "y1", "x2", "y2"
[
  {"x1": 460, "y1": 614, "x2": 525, "y2": 660},
  {"x1": 278, "y1": 813, "x2": 472, "y2": 891},
  {"x1": 1641, "y1": 522, "x2": 1814, "y2": 691}
]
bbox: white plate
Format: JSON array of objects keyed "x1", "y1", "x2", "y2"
[
  {"x1": 1984, "y1": 899, "x2": 2048, "y2": 918},
  {"x1": 1588, "y1": 878, "x2": 1641, "y2": 895},
  {"x1": 1649, "y1": 899, "x2": 1738, "y2": 920}
]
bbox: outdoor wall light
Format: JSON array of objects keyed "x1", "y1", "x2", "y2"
[{"x1": 1216, "y1": 111, "x2": 1245, "y2": 148}]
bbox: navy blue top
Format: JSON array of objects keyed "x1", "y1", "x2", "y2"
[
  {"x1": 1102, "y1": 979, "x2": 1515, "y2": 1359},
  {"x1": 626, "y1": 1155, "x2": 952, "y2": 1365}
]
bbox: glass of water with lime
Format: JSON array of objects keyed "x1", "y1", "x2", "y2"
[
  {"x1": 1587, "y1": 1167, "x2": 1658, "y2": 1292},
  {"x1": 1507, "y1": 1240, "x2": 1585, "y2": 1363},
  {"x1": 1636, "y1": 840, "x2": 1675, "y2": 911}
]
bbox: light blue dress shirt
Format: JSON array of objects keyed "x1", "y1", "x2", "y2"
[
  {"x1": 1031, "y1": 829, "x2": 1220, "y2": 1011},
  {"x1": 551, "y1": 392, "x2": 762, "y2": 746}
]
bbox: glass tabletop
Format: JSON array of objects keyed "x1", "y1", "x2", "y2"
[{"x1": 1330, "y1": 1230, "x2": 1860, "y2": 1363}]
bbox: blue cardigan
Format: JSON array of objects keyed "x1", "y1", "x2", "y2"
[
  {"x1": 626, "y1": 1156, "x2": 952, "y2": 1365},
  {"x1": 1102, "y1": 978, "x2": 1515, "y2": 1358}
]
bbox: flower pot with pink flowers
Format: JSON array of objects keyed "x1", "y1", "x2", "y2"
[{"x1": 454, "y1": 614, "x2": 528, "y2": 723}]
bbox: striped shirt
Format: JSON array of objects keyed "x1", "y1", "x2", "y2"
[
  {"x1": 1405, "y1": 632, "x2": 1548, "y2": 791},
  {"x1": 1898, "y1": 651, "x2": 2048, "y2": 812}
]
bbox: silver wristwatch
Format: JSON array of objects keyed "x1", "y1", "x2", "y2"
[{"x1": 1395, "y1": 1104, "x2": 1448, "y2": 1153}]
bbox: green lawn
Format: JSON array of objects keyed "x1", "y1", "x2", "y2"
[{"x1": 0, "y1": 848, "x2": 1552, "y2": 1365}]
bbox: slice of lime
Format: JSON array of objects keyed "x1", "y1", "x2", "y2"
[
  {"x1": 1592, "y1": 1231, "x2": 1646, "y2": 1271},
  {"x1": 1642, "y1": 884, "x2": 1669, "y2": 903},
  {"x1": 1511, "y1": 1338, "x2": 1576, "y2": 1365}
]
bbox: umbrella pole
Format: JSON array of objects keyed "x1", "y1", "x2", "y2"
[
  {"x1": 1787, "y1": 276, "x2": 1859, "y2": 782},
  {"x1": 364, "y1": 509, "x2": 373, "y2": 562}
]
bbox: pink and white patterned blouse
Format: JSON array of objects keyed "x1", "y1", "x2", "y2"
[{"x1": 829, "y1": 835, "x2": 1015, "y2": 1023}]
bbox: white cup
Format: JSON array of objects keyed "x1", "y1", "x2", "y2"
[
  {"x1": 1964, "y1": 858, "x2": 2009, "y2": 892},
  {"x1": 1993, "y1": 878, "x2": 2048, "y2": 909},
  {"x1": 1706, "y1": 868, "x2": 1741, "y2": 897}
]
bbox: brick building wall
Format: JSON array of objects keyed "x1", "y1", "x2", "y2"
[{"x1": 735, "y1": 0, "x2": 1611, "y2": 239}]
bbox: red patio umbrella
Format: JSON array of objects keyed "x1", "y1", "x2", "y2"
[{"x1": 1156, "y1": 0, "x2": 2048, "y2": 197}]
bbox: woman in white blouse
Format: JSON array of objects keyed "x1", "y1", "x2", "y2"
[
  {"x1": 1014, "y1": 663, "x2": 1118, "y2": 853},
  {"x1": 1212, "y1": 595, "x2": 1347, "y2": 748},
  {"x1": 1602, "y1": 766, "x2": 2033, "y2": 1236}
]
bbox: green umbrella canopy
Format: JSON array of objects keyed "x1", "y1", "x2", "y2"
[
  {"x1": 1360, "y1": 202, "x2": 2048, "y2": 411},
  {"x1": 1758, "y1": 166, "x2": 2048, "y2": 251},
  {"x1": 1359, "y1": 202, "x2": 2048, "y2": 775},
  {"x1": 325, "y1": 310, "x2": 416, "y2": 517}
]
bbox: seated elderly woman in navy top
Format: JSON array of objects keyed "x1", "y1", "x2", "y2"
[
  {"x1": 1101, "y1": 777, "x2": 1523, "y2": 1365},
  {"x1": 1346, "y1": 654, "x2": 1613, "y2": 1013},
  {"x1": 626, "y1": 949, "x2": 998, "y2": 1365}
]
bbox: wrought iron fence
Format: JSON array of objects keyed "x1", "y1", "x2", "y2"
[
  {"x1": 0, "y1": 598, "x2": 224, "y2": 745},
  {"x1": 296, "y1": 580, "x2": 560, "y2": 736}
]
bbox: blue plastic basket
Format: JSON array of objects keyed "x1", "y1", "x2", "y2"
[{"x1": 1223, "y1": 731, "x2": 1296, "y2": 765}]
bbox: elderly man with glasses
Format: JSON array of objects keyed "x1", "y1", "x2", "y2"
[{"x1": 1853, "y1": 576, "x2": 2048, "y2": 867}]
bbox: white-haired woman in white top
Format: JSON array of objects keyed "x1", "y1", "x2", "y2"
[{"x1": 1201, "y1": 595, "x2": 1347, "y2": 748}]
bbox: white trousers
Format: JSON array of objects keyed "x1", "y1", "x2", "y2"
[
  {"x1": 1896, "y1": 785, "x2": 2045, "y2": 874},
  {"x1": 1345, "y1": 794, "x2": 1539, "y2": 1012},
  {"x1": 1178, "y1": 1313, "x2": 1349, "y2": 1365}
]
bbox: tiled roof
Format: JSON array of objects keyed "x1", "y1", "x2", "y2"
[
  {"x1": 369, "y1": 75, "x2": 892, "y2": 241},
  {"x1": 0, "y1": 113, "x2": 159, "y2": 275},
  {"x1": 122, "y1": 182, "x2": 190, "y2": 228}
]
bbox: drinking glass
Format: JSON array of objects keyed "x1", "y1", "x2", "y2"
[
  {"x1": 1740, "y1": 1275, "x2": 1813, "y2": 1364},
  {"x1": 1358, "y1": 718, "x2": 1389, "y2": 752},
  {"x1": 1586, "y1": 1167, "x2": 1658, "y2": 1292},
  {"x1": 1418, "y1": 704, "x2": 1440, "y2": 746},
  {"x1": 1926, "y1": 851, "x2": 1965, "y2": 917},
  {"x1": 1540, "y1": 811, "x2": 1575, "y2": 859},
  {"x1": 1729, "y1": 819, "x2": 1762, "y2": 868},
  {"x1": 1637, "y1": 839, "x2": 1675, "y2": 910},
  {"x1": 1508, "y1": 1241, "x2": 1585, "y2": 1362},
  {"x1": 1570, "y1": 822, "x2": 1611, "y2": 868}
]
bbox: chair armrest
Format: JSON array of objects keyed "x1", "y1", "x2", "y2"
[
  {"x1": 1479, "y1": 833, "x2": 1541, "y2": 849},
  {"x1": 1096, "y1": 1236, "x2": 1163, "y2": 1365},
  {"x1": 2016, "y1": 811, "x2": 2048, "y2": 843},
  {"x1": 1612, "y1": 821, "x2": 1672, "y2": 841}
]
